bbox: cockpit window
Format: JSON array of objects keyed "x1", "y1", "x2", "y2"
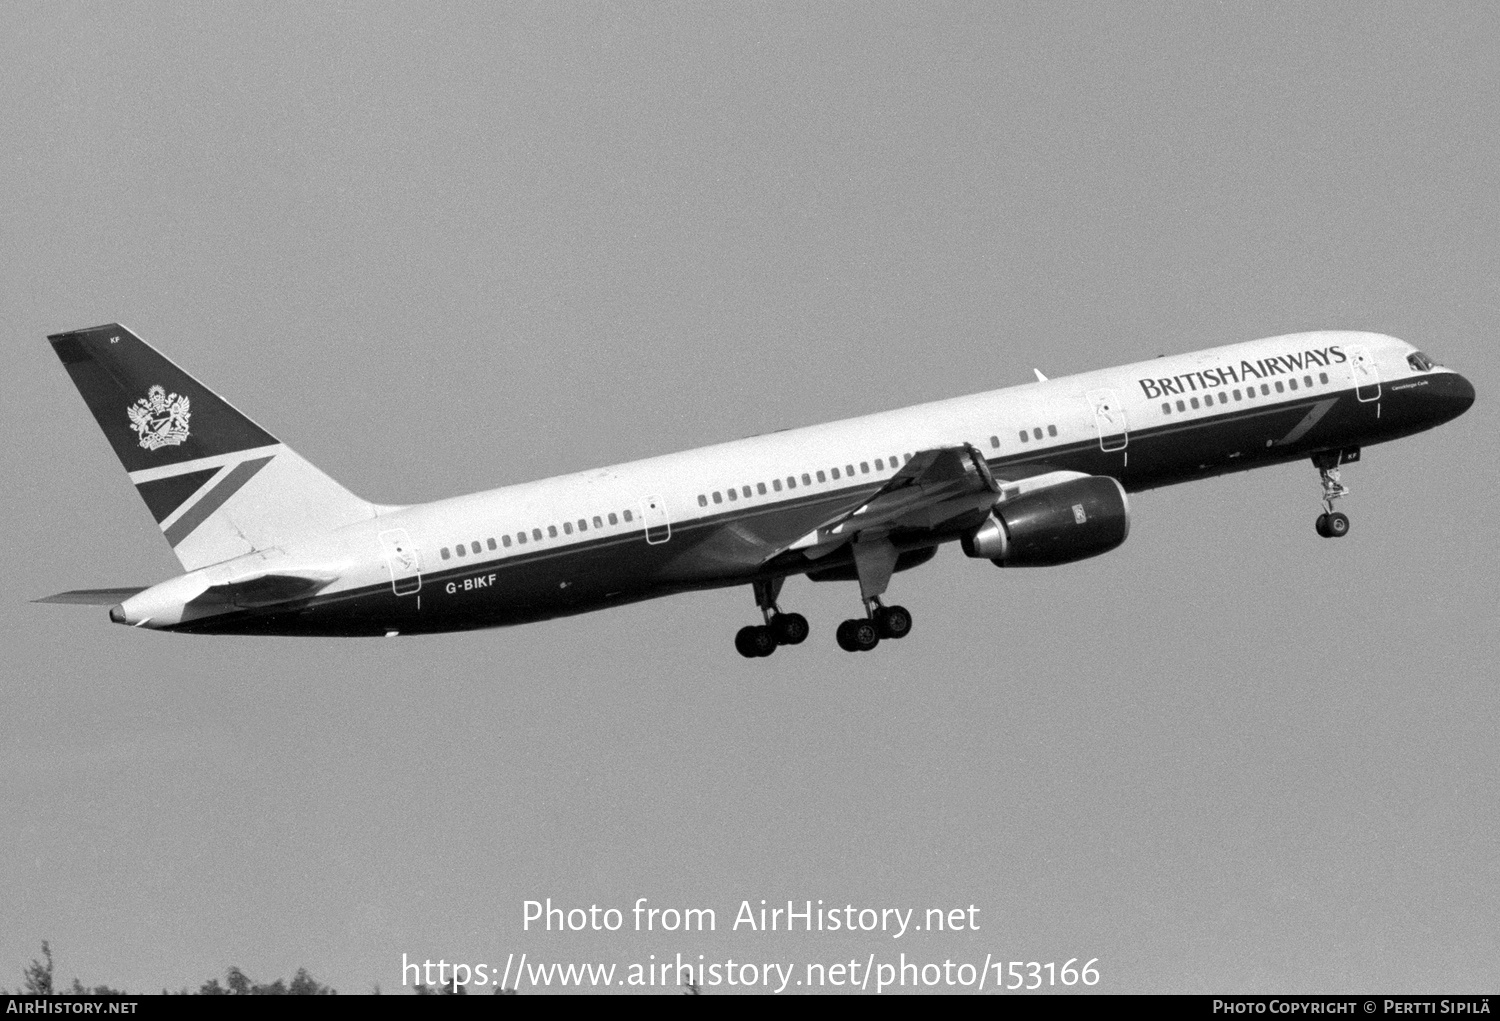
[{"x1": 1407, "y1": 351, "x2": 1438, "y2": 372}]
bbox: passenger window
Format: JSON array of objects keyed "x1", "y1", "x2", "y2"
[
  {"x1": 727, "y1": 488, "x2": 737, "y2": 501},
  {"x1": 845, "y1": 464, "x2": 854, "y2": 477},
  {"x1": 608, "y1": 513, "x2": 618, "y2": 525},
  {"x1": 1275, "y1": 381, "x2": 1284, "y2": 393},
  {"x1": 1261, "y1": 384, "x2": 1270, "y2": 395},
  {"x1": 1047, "y1": 425, "x2": 1057, "y2": 437},
  {"x1": 891, "y1": 454, "x2": 900, "y2": 466},
  {"x1": 990, "y1": 436, "x2": 1000, "y2": 448},
  {"x1": 804, "y1": 473, "x2": 814, "y2": 485},
  {"x1": 1191, "y1": 397, "x2": 1200, "y2": 409},
  {"x1": 787, "y1": 476, "x2": 797, "y2": 489},
  {"x1": 1289, "y1": 378, "x2": 1298, "y2": 390},
  {"x1": 1162, "y1": 403, "x2": 1171, "y2": 414},
  {"x1": 698, "y1": 494, "x2": 708, "y2": 507},
  {"x1": 1218, "y1": 392, "x2": 1226, "y2": 403},
  {"x1": 471, "y1": 541, "x2": 481, "y2": 554},
  {"x1": 1177, "y1": 400, "x2": 1186, "y2": 411},
  {"x1": 1032, "y1": 428, "x2": 1043, "y2": 440},
  {"x1": 563, "y1": 522, "x2": 573, "y2": 534},
  {"x1": 875, "y1": 458, "x2": 885, "y2": 470},
  {"x1": 757, "y1": 482, "x2": 767, "y2": 495},
  {"x1": 712, "y1": 492, "x2": 722, "y2": 504},
  {"x1": 533, "y1": 528, "x2": 543, "y2": 541},
  {"x1": 593, "y1": 516, "x2": 602, "y2": 528},
  {"x1": 1204, "y1": 394, "x2": 1215, "y2": 406},
  {"x1": 772, "y1": 478, "x2": 782, "y2": 491},
  {"x1": 831, "y1": 467, "x2": 841, "y2": 479},
  {"x1": 860, "y1": 462, "x2": 870, "y2": 474},
  {"x1": 742, "y1": 486, "x2": 752, "y2": 498},
  {"x1": 487, "y1": 538, "x2": 497, "y2": 550},
  {"x1": 577, "y1": 519, "x2": 587, "y2": 532},
  {"x1": 548, "y1": 525, "x2": 558, "y2": 538},
  {"x1": 623, "y1": 509, "x2": 633, "y2": 522},
  {"x1": 816, "y1": 470, "x2": 826, "y2": 483},
  {"x1": 517, "y1": 532, "x2": 528, "y2": 545},
  {"x1": 1019, "y1": 430, "x2": 1029, "y2": 443},
  {"x1": 1233, "y1": 389, "x2": 1241, "y2": 400},
  {"x1": 440, "y1": 547, "x2": 450, "y2": 560},
  {"x1": 1319, "y1": 372, "x2": 1329, "y2": 384},
  {"x1": 1304, "y1": 375, "x2": 1313, "y2": 387},
  {"x1": 456, "y1": 544, "x2": 466, "y2": 557},
  {"x1": 502, "y1": 535, "x2": 512, "y2": 548}
]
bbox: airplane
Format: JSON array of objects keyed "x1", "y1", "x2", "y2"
[{"x1": 37, "y1": 324, "x2": 1473, "y2": 656}]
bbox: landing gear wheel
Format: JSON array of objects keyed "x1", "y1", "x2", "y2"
[
  {"x1": 836, "y1": 618, "x2": 880, "y2": 652},
  {"x1": 1311, "y1": 453, "x2": 1354, "y2": 539},
  {"x1": 735, "y1": 625, "x2": 777, "y2": 658},
  {"x1": 874, "y1": 604, "x2": 912, "y2": 640},
  {"x1": 771, "y1": 612, "x2": 809, "y2": 646}
]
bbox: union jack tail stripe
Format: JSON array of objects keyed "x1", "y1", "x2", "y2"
[{"x1": 48, "y1": 324, "x2": 374, "y2": 571}]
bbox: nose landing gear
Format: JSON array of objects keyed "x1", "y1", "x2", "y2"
[
  {"x1": 1315, "y1": 510, "x2": 1350, "y2": 538},
  {"x1": 1312, "y1": 449, "x2": 1357, "y2": 538}
]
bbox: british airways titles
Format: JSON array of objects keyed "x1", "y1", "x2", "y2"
[{"x1": 1137, "y1": 344, "x2": 1348, "y2": 401}]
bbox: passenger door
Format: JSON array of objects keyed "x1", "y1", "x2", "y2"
[
  {"x1": 378, "y1": 529, "x2": 423, "y2": 595},
  {"x1": 641, "y1": 496, "x2": 672, "y2": 544},
  {"x1": 1348, "y1": 346, "x2": 1382, "y2": 402},
  {"x1": 1086, "y1": 389, "x2": 1129, "y2": 452}
]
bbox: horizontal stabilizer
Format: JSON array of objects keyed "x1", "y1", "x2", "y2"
[
  {"x1": 199, "y1": 571, "x2": 337, "y2": 608},
  {"x1": 35, "y1": 587, "x2": 147, "y2": 605}
]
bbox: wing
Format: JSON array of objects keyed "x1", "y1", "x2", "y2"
[{"x1": 768, "y1": 443, "x2": 1001, "y2": 562}]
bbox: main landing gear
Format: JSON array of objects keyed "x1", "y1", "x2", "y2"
[
  {"x1": 735, "y1": 578, "x2": 810, "y2": 658},
  {"x1": 832, "y1": 534, "x2": 914, "y2": 653},
  {"x1": 835, "y1": 598, "x2": 913, "y2": 652},
  {"x1": 733, "y1": 538, "x2": 921, "y2": 657},
  {"x1": 1312, "y1": 449, "x2": 1357, "y2": 539}
]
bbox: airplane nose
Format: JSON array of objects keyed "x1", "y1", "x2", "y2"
[
  {"x1": 1438, "y1": 372, "x2": 1476, "y2": 419},
  {"x1": 109, "y1": 604, "x2": 126, "y2": 624}
]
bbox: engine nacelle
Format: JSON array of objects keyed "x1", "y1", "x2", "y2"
[{"x1": 961, "y1": 475, "x2": 1129, "y2": 567}]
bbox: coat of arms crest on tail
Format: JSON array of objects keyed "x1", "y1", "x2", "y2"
[{"x1": 127, "y1": 385, "x2": 191, "y2": 450}]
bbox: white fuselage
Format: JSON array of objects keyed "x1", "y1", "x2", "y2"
[{"x1": 117, "y1": 330, "x2": 1466, "y2": 635}]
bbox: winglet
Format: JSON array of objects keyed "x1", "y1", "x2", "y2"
[{"x1": 1034, "y1": 368, "x2": 1048, "y2": 383}]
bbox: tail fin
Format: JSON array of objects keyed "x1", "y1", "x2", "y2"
[{"x1": 48, "y1": 323, "x2": 374, "y2": 571}]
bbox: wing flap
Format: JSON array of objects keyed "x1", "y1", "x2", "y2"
[{"x1": 772, "y1": 444, "x2": 1000, "y2": 560}]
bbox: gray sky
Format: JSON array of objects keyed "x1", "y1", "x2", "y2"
[{"x1": 3, "y1": 1, "x2": 1497, "y2": 995}]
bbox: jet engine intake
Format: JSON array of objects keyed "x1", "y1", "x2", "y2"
[{"x1": 961, "y1": 475, "x2": 1129, "y2": 567}]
